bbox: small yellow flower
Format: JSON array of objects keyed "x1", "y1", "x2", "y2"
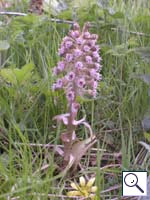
[{"x1": 67, "y1": 176, "x2": 98, "y2": 199}]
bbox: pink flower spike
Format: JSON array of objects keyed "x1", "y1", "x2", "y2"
[
  {"x1": 53, "y1": 113, "x2": 70, "y2": 125},
  {"x1": 52, "y1": 22, "x2": 102, "y2": 107}
]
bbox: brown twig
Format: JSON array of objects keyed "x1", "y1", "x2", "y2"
[
  {"x1": 111, "y1": 27, "x2": 150, "y2": 37},
  {"x1": 0, "y1": 11, "x2": 27, "y2": 16}
]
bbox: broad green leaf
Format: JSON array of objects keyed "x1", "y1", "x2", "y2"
[
  {"x1": 0, "y1": 68, "x2": 17, "y2": 84},
  {"x1": 0, "y1": 40, "x2": 10, "y2": 51},
  {"x1": 16, "y1": 62, "x2": 34, "y2": 83},
  {"x1": 0, "y1": 63, "x2": 34, "y2": 85}
]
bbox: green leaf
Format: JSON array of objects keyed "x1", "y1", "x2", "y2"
[
  {"x1": 0, "y1": 63, "x2": 34, "y2": 85},
  {"x1": 0, "y1": 40, "x2": 10, "y2": 51},
  {"x1": 16, "y1": 62, "x2": 34, "y2": 83},
  {"x1": 0, "y1": 68, "x2": 17, "y2": 84}
]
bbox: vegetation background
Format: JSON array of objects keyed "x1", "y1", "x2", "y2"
[{"x1": 0, "y1": 0, "x2": 150, "y2": 199}]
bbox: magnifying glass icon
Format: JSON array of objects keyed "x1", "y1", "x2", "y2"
[{"x1": 124, "y1": 173, "x2": 144, "y2": 193}]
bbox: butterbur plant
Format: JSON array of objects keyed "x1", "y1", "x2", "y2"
[{"x1": 52, "y1": 22, "x2": 102, "y2": 171}]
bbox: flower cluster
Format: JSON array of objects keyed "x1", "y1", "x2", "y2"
[
  {"x1": 67, "y1": 176, "x2": 97, "y2": 200},
  {"x1": 52, "y1": 22, "x2": 102, "y2": 102},
  {"x1": 52, "y1": 22, "x2": 102, "y2": 170}
]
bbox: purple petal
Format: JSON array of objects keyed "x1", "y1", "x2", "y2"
[
  {"x1": 66, "y1": 53, "x2": 73, "y2": 62},
  {"x1": 76, "y1": 38, "x2": 84, "y2": 45},
  {"x1": 65, "y1": 41, "x2": 73, "y2": 49},
  {"x1": 83, "y1": 45, "x2": 90, "y2": 52},
  {"x1": 75, "y1": 61, "x2": 83, "y2": 70},
  {"x1": 73, "y1": 23, "x2": 80, "y2": 30},
  {"x1": 83, "y1": 31, "x2": 91, "y2": 39},
  {"x1": 57, "y1": 61, "x2": 65, "y2": 71},
  {"x1": 74, "y1": 49, "x2": 83, "y2": 57},
  {"x1": 53, "y1": 113, "x2": 70, "y2": 125},
  {"x1": 70, "y1": 30, "x2": 80, "y2": 38},
  {"x1": 77, "y1": 78, "x2": 85, "y2": 88},
  {"x1": 66, "y1": 90, "x2": 75, "y2": 102},
  {"x1": 85, "y1": 56, "x2": 92, "y2": 64},
  {"x1": 66, "y1": 71, "x2": 75, "y2": 81},
  {"x1": 58, "y1": 46, "x2": 65, "y2": 56},
  {"x1": 72, "y1": 116, "x2": 86, "y2": 125}
]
